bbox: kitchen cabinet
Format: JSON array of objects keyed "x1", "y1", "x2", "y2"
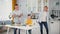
[{"x1": 49, "y1": 0, "x2": 60, "y2": 34}]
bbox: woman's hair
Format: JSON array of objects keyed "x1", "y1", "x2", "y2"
[
  {"x1": 15, "y1": 4, "x2": 18, "y2": 6},
  {"x1": 14, "y1": 4, "x2": 18, "y2": 9}
]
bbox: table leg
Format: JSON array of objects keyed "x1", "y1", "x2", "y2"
[{"x1": 7, "y1": 27, "x2": 9, "y2": 34}]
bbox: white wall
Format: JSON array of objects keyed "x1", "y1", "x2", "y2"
[
  {"x1": 0, "y1": 0, "x2": 12, "y2": 21},
  {"x1": 17, "y1": 0, "x2": 38, "y2": 13}
]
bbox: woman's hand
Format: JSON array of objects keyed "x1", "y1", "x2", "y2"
[
  {"x1": 12, "y1": 14, "x2": 16, "y2": 18},
  {"x1": 18, "y1": 13, "x2": 23, "y2": 18}
]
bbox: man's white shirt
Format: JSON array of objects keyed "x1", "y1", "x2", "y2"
[{"x1": 38, "y1": 11, "x2": 48, "y2": 23}]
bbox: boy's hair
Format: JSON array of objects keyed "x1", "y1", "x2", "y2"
[
  {"x1": 28, "y1": 14, "x2": 31, "y2": 16},
  {"x1": 44, "y1": 6, "x2": 48, "y2": 9},
  {"x1": 15, "y1": 4, "x2": 18, "y2": 6}
]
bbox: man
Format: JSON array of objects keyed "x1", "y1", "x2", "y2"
[
  {"x1": 38, "y1": 6, "x2": 49, "y2": 34},
  {"x1": 11, "y1": 4, "x2": 23, "y2": 34}
]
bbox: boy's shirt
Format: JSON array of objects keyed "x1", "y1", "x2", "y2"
[{"x1": 26, "y1": 19, "x2": 33, "y2": 26}]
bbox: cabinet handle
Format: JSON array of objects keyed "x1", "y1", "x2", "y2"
[{"x1": 51, "y1": 22, "x2": 54, "y2": 24}]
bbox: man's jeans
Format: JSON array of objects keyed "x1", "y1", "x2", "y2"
[
  {"x1": 39, "y1": 22, "x2": 49, "y2": 34},
  {"x1": 14, "y1": 28, "x2": 20, "y2": 34}
]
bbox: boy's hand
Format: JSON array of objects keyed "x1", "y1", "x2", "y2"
[
  {"x1": 26, "y1": 24, "x2": 32, "y2": 26},
  {"x1": 29, "y1": 25, "x2": 32, "y2": 26}
]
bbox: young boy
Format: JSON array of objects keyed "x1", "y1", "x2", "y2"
[
  {"x1": 26, "y1": 14, "x2": 32, "y2": 26},
  {"x1": 26, "y1": 14, "x2": 32, "y2": 34}
]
